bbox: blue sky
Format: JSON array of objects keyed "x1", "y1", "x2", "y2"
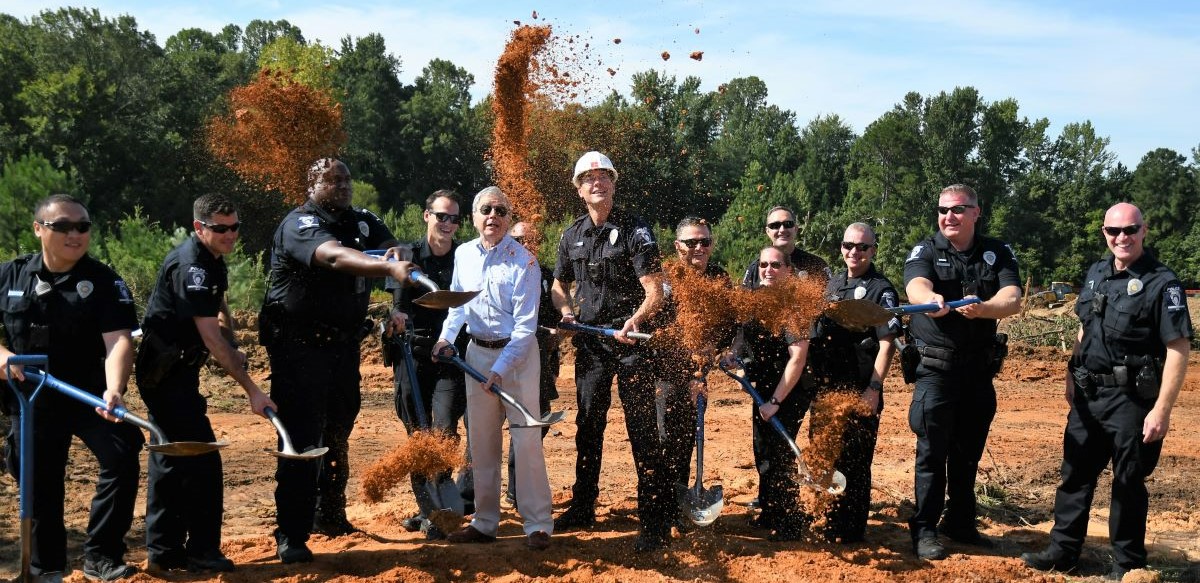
[{"x1": 3, "y1": 1, "x2": 1197, "y2": 167}]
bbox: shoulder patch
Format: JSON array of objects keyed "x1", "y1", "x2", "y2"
[
  {"x1": 880, "y1": 290, "x2": 897, "y2": 309},
  {"x1": 631, "y1": 225, "x2": 655, "y2": 247},
  {"x1": 297, "y1": 215, "x2": 320, "y2": 231},
  {"x1": 114, "y1": 280, "x2": 134, "y2": 304},
  {"x1": 906, "y1": 245, "x2": 924, "y2": 263},
  {"x1": 186, "y1": 265, "x2": 209, "y2": 292},
  {"x1": 1165, "y1": 284, "x2": 1186, "y2": 311}
]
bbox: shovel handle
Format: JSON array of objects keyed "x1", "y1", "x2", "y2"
[
  {"x1": 365, "y1": 249, "x2": 437, "y2": 293},
  {"x1": 558, "y1": 321, "x2": 651, "y2": 341},
  {"x1": 895, "y1": 296, "x2": 981, "y2": 315},
  {"x1": 264, "y1": 407, "x2": 297, "y2": 451},
  {"x1": 22, "y1": 368, "x2": 167, "y2": 444}
]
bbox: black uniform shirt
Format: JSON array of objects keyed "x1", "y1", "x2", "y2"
[
  {"x1": 817, "y1": 264, "x2": 902, "y2": 347},
  {"x1": 0, "y1": 253, "x2": 137, "y2": 407},
  {"x1": 1075, "y1": 251, "x2": 1193, "y2": 373},
  {"x1": 388, "y1": 237, "x2": 458, "y2": 334},
  {"x1": 740, "y1": 320, "x2": 804, "y2": 391},
  {"x1": 553, "y1": 207, "x2": 661, "y2": 326},
  {"x1": 741, "y1": 247, "x2": 832, "y2": 289},
  {"x1": 903, "y1": 231, "x2": 1021, "y2": 354},
  {"x1": 264, "y1": 201, "x2": 395, "y2": 329},
  {"x1": 141, "y1": 235, "x2": 227, "y2": 349}
]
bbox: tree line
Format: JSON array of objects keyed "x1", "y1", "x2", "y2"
[{"x1": 2, "y1": 7, "x2": 1198, "y2": 299}]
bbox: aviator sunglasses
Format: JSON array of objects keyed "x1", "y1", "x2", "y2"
[
  {"x1": 478, "y1": 204, "x2": 509, "y2": 217},
  {"x1": 758, "y1": 260, "x2": 785, "y2": 269}
]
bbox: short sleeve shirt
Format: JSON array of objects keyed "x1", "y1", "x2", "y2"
[
  {"x1": 141, "y1": 235, "x2": 227, "y2": 349},
  {"x1": 817, "y1": 264, "x2": 902, "y2": 346},
  {"x1": 389, "y1": 237, "x2": 459, "y2": 334},
  {"x1": 553, "y1": 207, "x2": 661, "y2": 325}
]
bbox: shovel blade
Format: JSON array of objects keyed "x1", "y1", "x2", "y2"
[
  {"x1": 271, "y1": 446, "x2": 329, "y2": 460},
  {"x1": 685, "y1": 484, "x2": 724, "y2": 527},
  {"x1": 148, "y1": 440, "x2": 229, "y2": 456},
  {"x1": 413, "y1": 290, "x2": 479, "y2": 309},
  {"x1": 434, "y1": 478, "x2": 465, "y2": 515},
  {"x1": 823, "y1": 299, "x2": 891, "y2": 330}
]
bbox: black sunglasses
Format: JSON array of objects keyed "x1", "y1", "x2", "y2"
[
  {"x1": 841, "y1": 241, "x2": 875, "y2": 252},
  {"x1": 678, "y1": 237, "x2": 712, "y2": 249},
  {"x1": 758, "y1": 260, "x2": 785, "y2": 269},
  {"x1": 936, "y1": 204, "x2": 976, "y2": 215},
  {"x1": 766, "y1": 220, "x2": 796, "y2": 230},
  {"x1": 478, "y1": 204, "x2": 509, "y2": 217},
  {"x1": 429, "y1": 211, "x2": 462, "y2": 225},
  {"x1": 200, "y1": 221, "x2": 241, "y2": 234},
  {"x1": 37, "y1": 220, "x2": 93, "y2": 234},
  {"x1": 1102, "y1": 224, "x2": 1141, "y2": 237}
]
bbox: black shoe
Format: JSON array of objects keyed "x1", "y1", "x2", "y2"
[
  {"x1": 33, "y1": 571, "x2": 64, "y2": 583},
  {"x1": 745, "y1": 497, "x2": 760, "y2": 510},
  {"x1": 82, "y1": 556, "x2": 138, "y2": 581},
  {"x1": 187, "y1": 551, "x2": 235, "y2": 572},
  {"x1": 914, "y1": 536, "x2": 948, "y2": 561},
  {"x1": 1106, "y1": 563, "x2": 1133, "y2": 581},
  {"x1": 554, "y1": 504, "x2": 596, "y2": 530},
  {"x1": 940, "y1": 524, "x2": 994, "y2": 548},
  {"x1": 275, "y1": 532, "x2": 314, "y2": 564},
  {"x1": 748, "y1": 513, "x2": 776, "y2": 530},
  {"x1": 145, "y1": 554, "x2": 186, "y2": 575},
  {"x1": 633, "y1": 531, "x2": 669, "y2": 553},
  {"x1": 402, "y1": 514, "x2": 426, "y2": 532},
  {"x1": 1020, "y1": 548, "x2": 1077, "y2": 572},
  {"x1": 422, "y1": 521, "x2": 446, "y2": 540},
  {"x1": 313, "y1": 515, "x2": 361, "y2": 537}
]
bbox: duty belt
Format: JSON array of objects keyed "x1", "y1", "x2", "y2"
[
  {"x1": 472, "y1": 337, "x2": 511, "y2": 349},
  {"x1": 1087, "y1": 371, "x2": 1128, "y2": 388}
]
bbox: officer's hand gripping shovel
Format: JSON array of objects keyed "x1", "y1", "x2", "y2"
[
  {"x1": 433, "y1": 345, "x2": 565, "y2": 429},
  {"x1": 557, "y1": 321, "x2": 652, "y2": 342},
  {"x1": 684, "y1": 393, "x2": 723, "y2": 526},
  {"x1": 717, "y1": 357, "x2": 846, "y2": 495},
  {"x1": 824, "y1": 297, "x2": 982, "y2": 331},
  {"x1": 366, "y1": 249, "x2": 479, "y2": 309},
  {"x1": 264, "y1": 407, "x2": 327, "y2": 460}
]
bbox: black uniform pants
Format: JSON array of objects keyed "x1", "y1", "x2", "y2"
[
  {"x1": 138, "y1": 361, "x2": 223, "y2": 562},
  {"x1": 656, "y1": 373, "x2": 697, "y2": 506},
  {"x1": 507, "y1": 343, "x2": 559, "y2": 498},
  {"x1": 268, "y1": 339, "x2": 362, "y2": 543},
  {"x1": 1048, "y1": 385, "x2": 1162, "y2": 569},
  {"x1": 750, "y1": 380, "x2": 811, "y2": 533},
  {"x1": 4, "y1": 402, "x2": 143, "y2": 573},
  {"x1": 570, "y1": 335, "x2": 672, "y2": 536},
  {"x1": 393, "y1": 336, "x2": 468, "y2": 516},
  {"x1": 907, "y1": 362, "x2": 996, "y2": 540},
  {"x1": 818, "y1": 382, "x2": 882, "y2": 542}
]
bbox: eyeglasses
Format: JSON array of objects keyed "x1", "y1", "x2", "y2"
[
  {"x1": 678, "y1": 238, "x2": 713, "y2": 249},
  {"x1": 841, "y1": 242, "x2": 875, "y2": 252},
  {"x1": 37, "y1": 220, "x2": 92, "y2": 234},
  {"x1": 429, "y1": 211, "x2": 462, "y2": 225},
  {"x1": 1102, "y1": 224, "x2": 1141, "y2": 237},
  {"x1": 511, "y1": 235, "x2": 525, "y2": 244},
  {"x1": 766, "y1": 220, "x2": 796, "y2": 230},
  {"x1": 478, "y1": 205, "x2": 509, "y2": 217},
  {"x1": 758, "y1": 261, "x2": 785, "y2": 269},
  {"x1": 199, "y1": 221, "x2": 241, "y2": 234},
  {"x1": 579, "y1": 172, "x2": 612, "y2": 185},
  {"x1": 936, "y1": 204, "x2": 976, "y2": 215}
]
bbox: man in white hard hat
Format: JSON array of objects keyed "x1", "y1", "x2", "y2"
[{"x1": 550, "y1": 151, "x2": 671, "y2": 552}]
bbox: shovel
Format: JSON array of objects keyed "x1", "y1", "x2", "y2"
[
  {"x1": 365, "y1": 249, "x2": 479, "y2": 310},
  {"x1": 717, "y1": 357, "x2": 847, "y2": 495},
  {"x1": 824, "y1": 297, "x2": 982, "y2": 330},
  {"x1": 264, "y1": 407, "x2": 327, "y2": 460},
  {"x1": 684, "y1": 393, "x2": 724, "y2": 526},
  {"x1": 557, "y1": 321, "x2": 652, "y2": 342},
  {"x1": 398, "y1": 323, "x2": 466, "y2": 518},
  {"x1": 433, "y1": 345, "x2": 565, "y2": 429}
]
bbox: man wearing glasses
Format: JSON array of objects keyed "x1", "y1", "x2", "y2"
[
  {"x1": 903, "y1": 184, "x2": 1021, "y2": 560},
  {"x1": 137, "y1": 194, "x2": 276, "y2": 574},
  {"x1": 1, "y1": 194, "x2": 144, "y2": 582},
  {"x1": 550, "y1": 151, "x2": 671, "y2": 552},
  {"x1": 1023, "y1": 203, "x2": 1191, "y2": 580},
  {"x1": 259, "y1": 158, "x2": 414, "y2": 563},
  {"x1": 384, "y1": 189, "x2": 472, "y2": 539},
  {"x1": 741, "y1": 205, "x2": 831, "y2": 288},
  {"x1": 807, "y1": 222, "x2": 900, "y2": 543}
]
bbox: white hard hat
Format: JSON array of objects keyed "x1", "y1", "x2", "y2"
[{"x1": 571, "y1": 151, "x2": 618, "y2": 187}]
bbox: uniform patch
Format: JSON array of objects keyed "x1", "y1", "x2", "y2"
[
  {"x1": 983, "y1": 251, "x2": 997, "y2": 266},
  {"x1": 853, "y1": 286, "x2": 867, "y2": 299},
  {"x1": 187, "y1": 266, "x2": 209, "y2": 292},
  {"x1": 632, "y1": 225, "x2": 655, "y2": 247},
  {"x1": 7, "y1": 289, "x2": 22, "y2": 297},
  {"x1": 76, "y1": 280, "x2": 94, "y2": 299},
  {"x1": 609, "y1": 228, "x2": 619, "y2": 246},
  {"x1": 1127, "y1": 278, "x2": 1143, "y2": 296},
  {"x1": 297, "y1": 215, "x2": 319, "y2": 230},
  {"x1": 358, "y1": 221, "x2": 369, "y2": 237},
  {"x1": 881, "y1": 290, "x2": 897, "y2": 309},
  {"x1": 115, "y1": 280, "x2": 133, "y2": 304},
  {"x1": 1166, "y1": 285, "x2": 1186, "y2": 311},
  {"x1": 906, "y1": 245, "x2": 924, "y2": 262}
]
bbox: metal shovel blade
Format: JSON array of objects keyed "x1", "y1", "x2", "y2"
[
  {"x1": 823, "y1": 299, "x2": 891, "y2": 330},
  {"x1": 265, "y1": 407, "x2": 327, "y2": 460},
  {"x1": 413, "y1": 290, "x2": 479, "y2": 309},
  {"x1": 686, "y1": 483, "x2": 724, "y2": 526},
  {"x1": 147, "y1": 440, "x2": 229, "y2": 456}
]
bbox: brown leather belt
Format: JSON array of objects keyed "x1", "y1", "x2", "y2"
[{"x1": 473, "y1": 337, "x2": 511, "y2": 349}]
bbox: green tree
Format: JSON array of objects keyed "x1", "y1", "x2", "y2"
[
  {"x1": 335, "y1": 34, "x2": 407, "y2": 203},
  {"x1": 0, "y1": 153, "x2": 77, "y2": 254},
  {"x1": 797, "y1": 114, "x2": 856, "y2": 211},
  {"x1": 258, "y1": 36, "x2": 337, "y2": 92},
  {"x1": 240, "y1": 19, "x2": 304, "y2": 65},
  {"x1": 1129, "y1": 148, "x2": 1199, "y2": 272}
]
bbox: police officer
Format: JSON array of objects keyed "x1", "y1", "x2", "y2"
[
  {"x1": 137, "y1": 194, "x2": 276, "y2": 573},
  {"x1": 260, "y1": 158, "x2": 414, "y2": 563},
  {"x1": 808, "y1": 222, "x2": 899, "y2": 543},
  {"x1": 741, "y1": 205, "x2": 832, "y2": 288},
  {"x1": 550, "y1": 151, "x2": 671, "y2": 552},
  {"x1": 384, "y1": 189, "x2": 470, "y2": 538},
  {"x1": 1022, "y1": 203, "x2": 1192, "y2": 579},
  {"x1": 903, "y1": 184, "x2": 1021, "y2": 560},
  {"x1": 1, "y1": 194, "x2": 144, "y2": 582}
]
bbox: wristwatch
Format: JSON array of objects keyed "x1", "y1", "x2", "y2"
[
  {"x1": 868, "y1": 379, "x2": 884, "y2": 391},
  {"x1": 768, "y1": 396, "x2": 780, "y2": 405}
]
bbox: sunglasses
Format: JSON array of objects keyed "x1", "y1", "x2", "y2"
[
  {"x1": 936, "y1": 204, "x2": 976, "y2": 215},
  {"x1": 37, "y1": 220, "x2": 93, "y2": 234},
  {"x1": 841, "y1": 241, "x2": 875, "y2": 252},
  {"x1": 200, "y1": 221, "x2": 241, "y2": 234},
  {"x1": 766, "y1": 220, "x2": 796, "y2": 230},
  {"x1": 758, "y1": 260, "x2": 785, "y2": 269},
  {"x1": 478, "y1": 204, "x2": 509, "y2": 217},
  {"x1": 429, "y1": 211, "x2": 462, "y2": 225},
  {"x1": 678, "y1": 237, "x2": 713, "y2": 249},
  {"x1": 1102, "y1": 224, "x2": 1141, "y2": 237}
]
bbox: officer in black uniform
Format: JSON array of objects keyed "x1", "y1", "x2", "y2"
[
  {"x1": 1022, "y1": 203, "x2": 1192, "y2": 580},
  {"x1": 384, "y1": 189, "x2": 469, "y2": 537},
  {"x1": 741, "y1": 205, "x2": 832, "y2": 288},
  {"x1": 550, "y1": 151, "x2": 670, "y2": 552},
  {"x1": 807, "y1": 222, "x2": 899, "y2": 543},
  {"x1": 903, "y1": 184, "x2": 1021, "y2": 560},
  {"x1": 504, "y1": 220, "x2": 560, "y2": 507},
  {"x1": 137, "y1": 194, "x2": 275, "y2": 573},
  {"x1": 1, "y1": 194, "x2": 143, "y2": 582},
  {"x1": 260, "y1": 158, "x2": 415, "y2": 563}
]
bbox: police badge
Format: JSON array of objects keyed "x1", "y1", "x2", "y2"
[
  {"x1": 77, "y1": 280, "x2": 94, "y2": 299},
  {"x1": 358, "y1": 221, "x2": 369, "y2": 237},
  {"x1": 983, "y1": 251, "x2": 997, "y2": 266},
  {"x1": 1127, "y1": 278, "x2": 1143, "y2": 296}
]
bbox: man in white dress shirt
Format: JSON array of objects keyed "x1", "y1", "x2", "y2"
[{"x1": 433, "y1": 186, "x2": 552, "y2": 550}]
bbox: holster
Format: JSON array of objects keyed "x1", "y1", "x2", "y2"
[
  {"x1": 1069, "y1": 361, "x2": 1096, "y2": 400},
  {"x1": 899, "y1": 341, "x2": 919, "y2": 384},
  {"x1": 381, "y1": 329, "x2": 396, "y2": 368},
  {"x1": 137, "y1": 332, "x2": 209, "y2": 392},
  {"x1": 919, "y1": 345, "x2": 955, "y2": 371},
  {"x1": 1126, "y1": 354, "x2": 1162, "y2": 400}
]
